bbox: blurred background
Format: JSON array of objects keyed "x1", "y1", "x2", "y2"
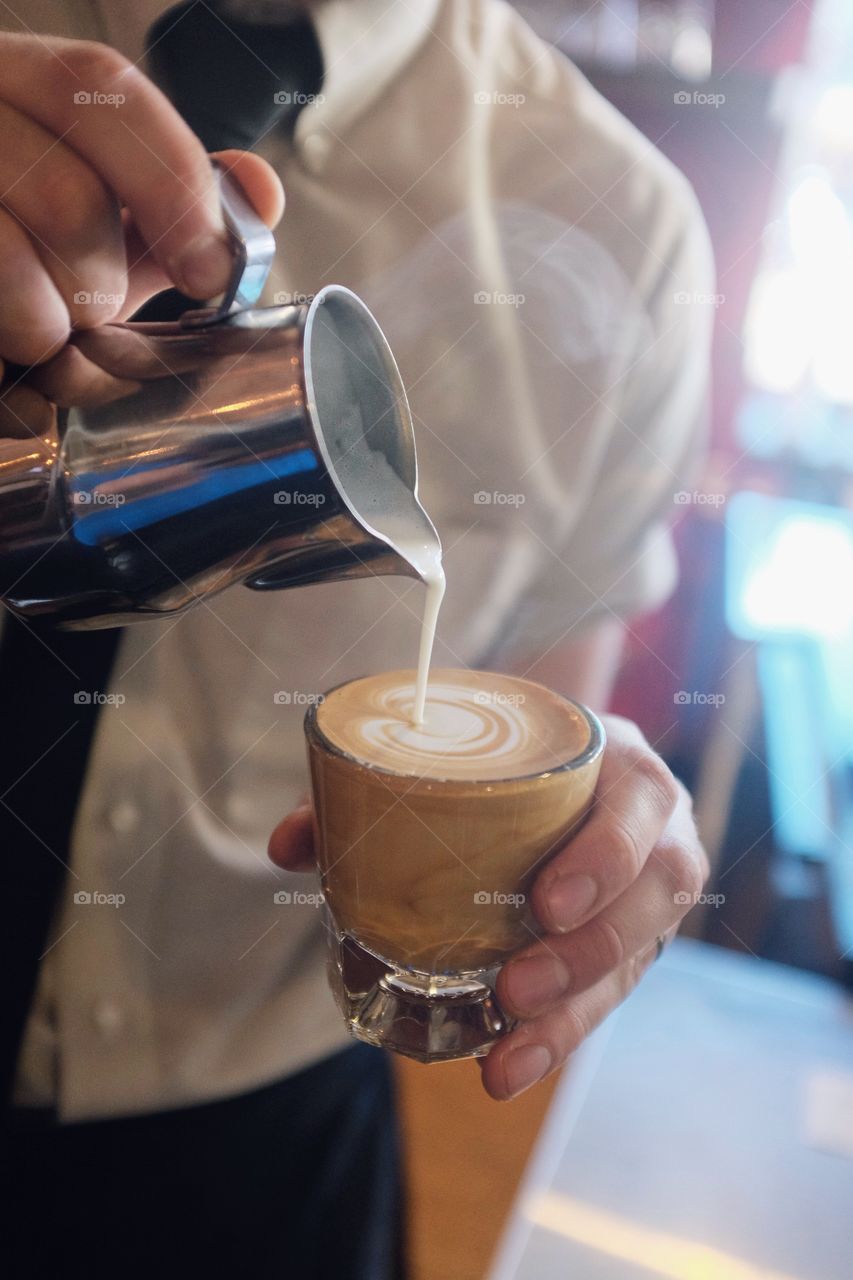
[
  {"x1": 512, "y1": 0, "x2": 853, "y2": 987},
  {"x1": 401, "y1": 5, "x2": 853, "y2": 1278}
]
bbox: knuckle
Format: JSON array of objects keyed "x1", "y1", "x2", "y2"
[
  {"x1": 659, "y1": 836, "x2": 706, "y2": 904},
  {"x1": 29, "y1": 162, "x2": 111, "y2": 245},
  {"x1": 556, "y1": 1000, "x2": 591, "y2": 1054},
  {"x1": 607, "y1": 813, "x2": 646, "y2": 883},
  {"x1": 602, "y1": 713, "x2": 642, "y2": 742},
  {"x1": 624, "y1": 746, "x2": 679, "y2": 817},
  {"x1": 69, "y1": 295, "x2": 124, "y2": 329},
  {"x1": 0, "y1": 323, "x2": 68, "y2": 367},
  {"x1": 585, "y1": 915, "x2": 626, "y2": 974},
  {"x1": 0, "y1": 382, "x2": 55, "y2": 438},
  {"x1": 132, "y1": 142, "x2": 218, "y2": 248},
  {"x1": 698, "y1": 840, "x2": 711, "y2": 881},
  {"x1": 64, "y1": 41, "x2": 133, "y2": 92},
  {"x1": 675, "y1": 776, "x2": 693, "y2": 812},
  {"x1": 628, "y1": 943, "x2": 657, "y2": 990},
  {"x1": 147, "y1": 148, "x2": 215, "y2": 222}
]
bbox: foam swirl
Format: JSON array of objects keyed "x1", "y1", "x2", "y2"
[{"x1": 315, "y1": 668, "x2": 591, "y2": 781}]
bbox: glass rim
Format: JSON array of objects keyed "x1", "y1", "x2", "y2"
[{"x1": 303, "y1": 675, "x2": 605, "y2": 785}]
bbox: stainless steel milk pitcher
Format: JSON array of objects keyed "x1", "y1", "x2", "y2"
[{"x1": 0, "y1": 166, "x2": 438, "y2": 629}]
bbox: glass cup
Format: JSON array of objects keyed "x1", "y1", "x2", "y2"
[{"x1": 304, "y1": 672, "x2": 604, "y2": 1062}]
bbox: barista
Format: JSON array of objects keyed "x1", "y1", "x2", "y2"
[{"x1": 0, "y1": 4, "x2": 712, "y2": 1277}]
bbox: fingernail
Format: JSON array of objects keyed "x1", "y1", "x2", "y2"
[
  {"x1": 505, "y1": 954, "x2": 569, "y2": 1014},
  {"x1": 548, "y1": 873, "x2": 597, "y2": 932},
  {"x1": 503, "y1": 1044, "x2": 552, "y2": 1098},
  {"x1": 172, "y1": 233, "x2": 233, "y2": 299}
]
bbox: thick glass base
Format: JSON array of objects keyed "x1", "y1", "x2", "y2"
[{"x1": 327, "y1": 931, "x2": 514, "y2": 1063}]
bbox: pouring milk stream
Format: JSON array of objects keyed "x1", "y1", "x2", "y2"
[{"x1": 350, "y1": 448, "x2": 445, "y2": 727}]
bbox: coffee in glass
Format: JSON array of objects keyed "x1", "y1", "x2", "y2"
[{"x1": 305, "y1": 667, "x2": 604, "y2": 1062}]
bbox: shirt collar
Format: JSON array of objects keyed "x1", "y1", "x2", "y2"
[
  {"x1": 296, "y1": 0, "x2": 440, "y2": 144},
  {"x1": 94, "y1": 0, "x2": 439, "y2": 142}
]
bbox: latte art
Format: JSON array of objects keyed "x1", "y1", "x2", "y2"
[
  {"x1": 316, "y1": 668, "x2": 591, "y2": 781},
  {"x1": 360, "y1": 685, "x2": 526, "y2": 767}
]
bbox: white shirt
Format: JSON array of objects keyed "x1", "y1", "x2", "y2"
[{"x1": 10, "y1": 0, "x2": 714, "y2": 1120}]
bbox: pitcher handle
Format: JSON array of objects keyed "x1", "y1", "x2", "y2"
[{"x1": 181, "y1": 160, "x2": 277, "y2": 330}]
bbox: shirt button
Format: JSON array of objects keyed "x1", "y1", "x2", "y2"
[
  {"x1": 92, "y1": 999, "x2": 124, "y2": 1038},
  {"x1": 107, "y1": 801, "x2": 140, "y2": 835},
  {"x1": 301, "y1": 133, "x2": 330, "y2": 174}
]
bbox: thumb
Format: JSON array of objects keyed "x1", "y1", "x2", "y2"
[
  {"x1": 118, "y1": 148, "x2": 286, "y2": 320},
  {"x1": 211, "y1": 149, "x2": 285, "y2": 230},
  {"x1": 268, "y1": 804, "x2": 316, "y2": 873}
]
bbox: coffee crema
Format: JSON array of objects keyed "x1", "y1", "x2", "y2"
[{"x1": 315, "y1": 668, "x2": 591, "y2": 781}]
